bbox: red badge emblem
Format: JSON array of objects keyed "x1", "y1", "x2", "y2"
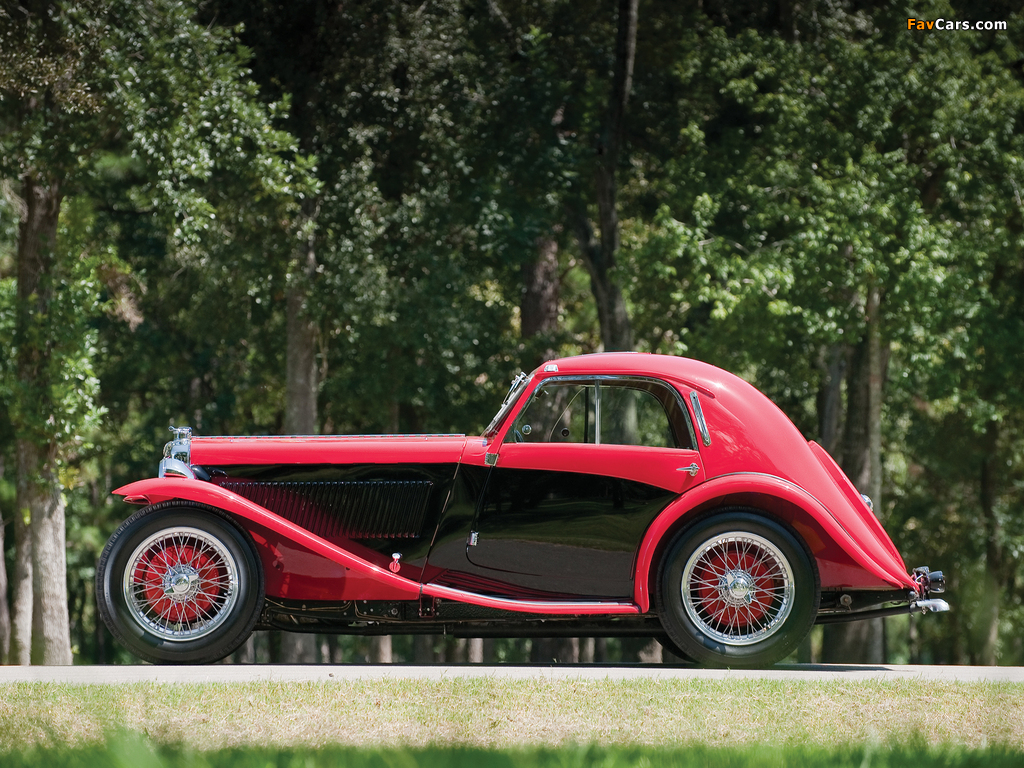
[{"x1": 389, "y1": 553, "x2": 402, "y2": 573}]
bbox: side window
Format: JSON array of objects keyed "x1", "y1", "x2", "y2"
[
  {"x1": 506, "y1": 379, "x2": 694, "y2": 449},
  {"x1": 601, "y1": 386, "x2": 677, "y2": 448},
  {"x1": 506, "y1": 382, "x2": 595, "y2": 443}
]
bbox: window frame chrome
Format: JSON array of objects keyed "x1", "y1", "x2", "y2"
[
  {"x1": 507, "y1": 374, "x2": 699, "y2": 450},
  {"x1": 484, "y1": 373, "x2": 533, "y2": 438}
]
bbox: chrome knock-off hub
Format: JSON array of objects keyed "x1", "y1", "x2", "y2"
[
  {"x1": 722, "y1": 570, "x2": 755, "y2": 605},
  {"x1": 165, "y1": 567, "x2": 199, "y2": 598}
]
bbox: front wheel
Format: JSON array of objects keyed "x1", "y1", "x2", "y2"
[
  {"x1": 96, "y1": 503, "x2": 264, "y2": 664},
  {"x1": 656, "y1": 510, "x2": 819, "y2": 668}
]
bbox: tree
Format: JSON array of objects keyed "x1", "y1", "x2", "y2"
[{"x1": 0, "y1": 0, "x2": 301, "y2": 663}]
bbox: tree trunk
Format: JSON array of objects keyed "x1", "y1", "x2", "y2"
[
  {"x1": 0, "y1": 458, "x2": 8, "y2": 664},
  {"x1": 570, "y1": 0, "x2": 638, "y2": 353},
  {"x1": 977, "y1": 419, "x2": 1001, "y2": 665},
  {"x1": 821, "y1": 288, "x2": 887, "y2": 664},
  {"x1": 579, "y1": 638, "x2": 595, "y2": 663},
  {"x1": 285, "y1": 233, "x2": 318, "y2": 437},
  {"x1": 521, "y1": 236, "x2": 561, "y2": 365},
  {"x1": 14, "y1": 172, "x2": 73, "y2": 665},
  {"x1": 865, "y1": 285, "x2": 883, "y2": 510},
  {"x1": 278, "y1": 632, "x2": 317, "y2": 663},
  {"x1": 0, "y1": 520, "x2": 7, "y2": 665},
  {"x1": 279, "y1": 215, "x2": 320, "y2": 664},
  {"x1": 25, "y1": 442, "x2": 72, "y2": 665},
  {"x1": 571, "y1": 208, "x2": 633, "y2": 352},
  {"x1": 839, "y1": 339, "x2": 870, "y2": 492},
  {"x1": 816, "y1": 345, "x2": 846, "y2": 457},
  {"x1": 637, "y1": 639, "x2": 663, "y2": 663},
  {"x1": 530, "y1": 637, "x2": 579, "y2": 663},
  {"x1": 10, "y1": 501, "x2": 32, "y2": 665},
  {"x1": 413, "y1": 635, "x2": 435, "y2": 663}
]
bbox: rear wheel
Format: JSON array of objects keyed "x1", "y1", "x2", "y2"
[
  {"x1": 96, "y1": 503, "x2": 264, "y2": 664},
  {"x1": 656, "y1": 510, "x2": 818, "y2": 667}
]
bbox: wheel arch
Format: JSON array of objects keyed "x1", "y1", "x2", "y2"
[{"x1": 633, "y1": 473, "x2": 910, "y2": 613}]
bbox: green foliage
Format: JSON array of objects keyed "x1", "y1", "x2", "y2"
[{"x1": 3, "y1": 737, "x2": 1024, "y2": 768}]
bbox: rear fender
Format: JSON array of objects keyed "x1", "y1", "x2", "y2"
[{"x1": 633, "y1": 473, "x2": 917, "y2": 612}]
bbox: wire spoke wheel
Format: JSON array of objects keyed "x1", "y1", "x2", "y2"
[
  {"x1": 656, "y1": 510, "x2": 819, "y2": 667},
  {"x1": 123, "y1": 526, "x2": 240, "y2": 642},
  {"x1": 98, "y1": 504, "x2": 264, "y2": 664},
  {"x1": 681, "y1": 532, "x2": 794, "y2": 646}
]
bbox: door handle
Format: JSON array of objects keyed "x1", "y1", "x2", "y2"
[{"x1": 678, "y1": 463, "x2": 700, "y2": 477}]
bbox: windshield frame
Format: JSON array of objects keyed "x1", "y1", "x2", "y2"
[{"x1": 483, "y1": 372, "x2": 532, "y2": 438}]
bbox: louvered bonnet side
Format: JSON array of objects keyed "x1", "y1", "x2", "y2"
[{"x1": 219, "y1": 479, "x2": 434, "y2": 540}]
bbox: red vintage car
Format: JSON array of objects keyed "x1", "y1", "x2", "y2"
[{"x1": 96, "y1": 353, "x2": 947, "y2": 666}]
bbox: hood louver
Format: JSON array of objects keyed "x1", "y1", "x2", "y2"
[{"x1": 220, "y1": 479, "x2": 433, "y2": 540}]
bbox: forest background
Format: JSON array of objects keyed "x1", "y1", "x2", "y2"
[{"x1": 0, "y1": 0, "x2": 1022, "y2": 667}]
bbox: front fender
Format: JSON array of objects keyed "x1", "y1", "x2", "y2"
[
  {"x1": 114, "y1": 477, "x2": 423, "y2": 600},
  {"x1": 632, "y1": 473, "x2": 917, "y2": 612}
]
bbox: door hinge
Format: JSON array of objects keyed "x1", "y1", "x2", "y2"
[
  {"x1": 484, "y1": 452, "x2": 498, "y2": 466},
  {"x1": 467, "y1": 531, "x2": 479, "y2": 547}
]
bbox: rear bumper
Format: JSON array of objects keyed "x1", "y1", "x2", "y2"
[{"x1": 815, "y1": 567, "x2": 950, "y2": 625}]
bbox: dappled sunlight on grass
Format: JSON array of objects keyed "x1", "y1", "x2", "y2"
[{"x1": 1, "y1": 678, "x2": 1020, "y2": 752}]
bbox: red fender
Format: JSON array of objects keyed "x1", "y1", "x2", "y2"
[
  {"x1": 114, "y1": 478, "x2": 639, "y2": 616},
  {"x1": 632, "y1": 473, "x2": 917, "y2": 612}
]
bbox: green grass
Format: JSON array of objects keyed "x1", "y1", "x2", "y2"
[{"x1": 2, "y1": 678, "x2": 1021, "y2": 753}]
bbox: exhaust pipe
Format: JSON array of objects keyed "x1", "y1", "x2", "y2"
[{"x1": 914, "y1": 598, "x2": 950, "y2": 614}]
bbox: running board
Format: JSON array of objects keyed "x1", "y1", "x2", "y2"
[{"x1": 421, "y1": 582, "x2": 640, "y2": 616}]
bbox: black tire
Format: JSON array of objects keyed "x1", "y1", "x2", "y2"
[
  {"x1": 96, "y1": 502, "x2": 264, "y2": 664},
  {"x1": 655, "y1": 509, "x2": 819, "y2": 668}
]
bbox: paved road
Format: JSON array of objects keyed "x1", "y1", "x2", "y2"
[{"x1": 1, "y1": 664, "x2": 1021, "y2": 685}]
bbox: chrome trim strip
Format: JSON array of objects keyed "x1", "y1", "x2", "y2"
[
  {"x1": 191, "y1": 433, "x2": 466, "y2": 440},
  {"x1": 421, "y1": 581, "x2": 640, "y2": 616},
  {"x1": 689, "y1": 391, "x2": 711, "y2": 446}
]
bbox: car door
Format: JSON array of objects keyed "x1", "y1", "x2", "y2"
[{"x1": 464, "y1": 377, "x2": 706, "y2": 598}]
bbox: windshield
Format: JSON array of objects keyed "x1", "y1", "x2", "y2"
[{"x1": 483, "y1": 372, "x2": 530, "y2": 437}]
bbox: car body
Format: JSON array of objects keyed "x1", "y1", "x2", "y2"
[{"x1": 97, "y1": 352, "x2": 947, "y2": 666}]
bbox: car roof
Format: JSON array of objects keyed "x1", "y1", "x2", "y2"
[{"x1": 539, "y1": 352, "x2": 734, "y2": 396}]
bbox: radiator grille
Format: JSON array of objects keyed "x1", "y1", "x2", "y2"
[{"x1": 220, "y1": 480, "x2": 433, "y2": 540}]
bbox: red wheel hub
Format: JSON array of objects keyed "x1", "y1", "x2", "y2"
[
  {"x1": 692, "y1": 543, "x2": 780, "y2": 629},
  {"x1": 132, "y1": 541, "x2": 225, "y2": 623}
]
